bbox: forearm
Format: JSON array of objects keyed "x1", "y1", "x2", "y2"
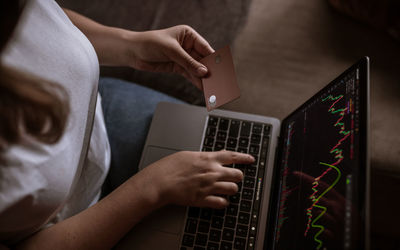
[
  {"x1": 63, "y1": 9, "x2": 134, "y2": 66},
  {"x1": 15, "y1": 174, "x2": 162, "y2": 250}
]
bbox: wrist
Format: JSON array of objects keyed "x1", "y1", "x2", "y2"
[
  {"x1": 125, "y1": 169, "x2": 167, "y2": 210},
  {"x1": 92, "y1": 26, "x2": 138, "y2": 67}
]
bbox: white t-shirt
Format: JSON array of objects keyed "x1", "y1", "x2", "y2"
[{"x1": 0, "y1": 0, "x2": 111, "y2": 245}]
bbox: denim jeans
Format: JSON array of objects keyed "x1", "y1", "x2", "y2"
[{"x1": 98, "y1": 77, "x2": 184, "y2": 197}]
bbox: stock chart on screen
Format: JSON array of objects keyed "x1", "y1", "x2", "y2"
[{"x1": 272, "y1": 68, "x2": 362, "y2": 250}]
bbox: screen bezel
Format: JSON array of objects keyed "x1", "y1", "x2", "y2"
[{"x1": 265, "y1": 57, "x2": 370, "y2": 250}]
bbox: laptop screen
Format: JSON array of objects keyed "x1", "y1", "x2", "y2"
[{"x1": 267, "y1": 59, "x2": 369, "y2": 250}]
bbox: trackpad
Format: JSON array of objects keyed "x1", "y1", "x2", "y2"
[{"x1": 140, "y1": 146, "x2": 179, "y2": 170}]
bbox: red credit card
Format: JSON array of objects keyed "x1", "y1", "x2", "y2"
[{"x1": 200, "y1": 46, "x2": 241, "y2": 111}]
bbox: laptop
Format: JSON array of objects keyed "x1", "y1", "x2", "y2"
[{"x1": 115, "y1": 57, "x2": 370, "y2": 250}]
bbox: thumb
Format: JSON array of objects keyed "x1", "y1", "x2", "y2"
[{"x1": 170, "y1": 46, "x2": 208, "y2": 77}]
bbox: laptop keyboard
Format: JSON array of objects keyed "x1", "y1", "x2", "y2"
[{"x1": 180, "y1": 116, "x2": 271, "y2": 250}]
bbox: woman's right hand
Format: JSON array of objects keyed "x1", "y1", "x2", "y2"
[{"x1": 134, "y1": 150, "x2": 255, "y2": 209}]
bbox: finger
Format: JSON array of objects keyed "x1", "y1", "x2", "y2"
[
  {"x1": 188, "y1": 28, "x2": 215, "y2": 57},
  {"x1": 216, "y1": 166, "x2": 243, "y2": 183},
  {"x1": 189, "y1": 49, "x2": 203, "y2": 62},
  {"x1": 169, "y1": 45, "x2": 208, "y2": 78},
  {"x1": 198, "y1": 195, "x2": 229, "y2": 209},
  {"x1": 209, "y1": 182, "x2": 238, "y2": 195},
  {"x1": 213, "y1": 150, "x2": 255, "y2": 165}
]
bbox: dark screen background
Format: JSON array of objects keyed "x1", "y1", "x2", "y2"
[{"x1": 271, "y1": 67, "x2": 363, "y2": 250}]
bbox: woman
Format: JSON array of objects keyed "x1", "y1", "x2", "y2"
[{"x1": 0, "y1": 0, "x2": 254, "y2": 248}]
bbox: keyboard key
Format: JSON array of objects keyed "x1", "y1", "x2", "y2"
[
  {"x1": 237, "y1": 147, "x2": 247, "y2": 154},
  {"x1": 260, "y1": 148, "x2": 268, "y2": 160},
  {"x1": 229, "y1": 120, "x2": 240, "y2": 137},
  {"x1": 214, "y1": 141, "x2": 225, "y2": 151},
  {"x1": 263, "y1": 125, "x2": 271, "y2": 135},
  {"x1": 229, "y1": 193, "x2": 240, "y2": 204},
  {"x1": 238, "y1": 212, "x2": 250, "y2": 224},
  {"x1": 208, "y1": 116, "x2": 218, "y2": 127},
  {"x1": 235, "y1": 164, "x2": 246, "y2": 172},
  {"x1": 220, "y1": 241, "x2": 233, "y2": 250},
  {"x1": 242, "y1": 188, "x2": 254, "y2": 200},
  {"x1": 198, "y1": 220, "x2": 210, "y2": 233},
  {"x1": 194, "y1": 247, "x2": 206, "y2": 250},
  {"x1": 211, "y1": 216, "x2": 224, "y2": 229},
  {"x1": 209, "y1": 229, "x2": 221, "y2": 242},
  {"x1": 240, "y1": 122, "x2": 251, "y2": 136},
  {"x1": 236, "y1": 224, "x2": 248, "y2": 237},
  {"x1": 217, "y1": 131, "x2": 227, "y2": 141},
  {"x1": 238, "y1": 137, "x2": 249, "y2": 148},
  {"x1": 227, "y1": 138, "x2": 238, "y2": 148},
  {"x1": 249, "y1": 223, "x2": 257, "y2": 237},
  {"x1": 226, "y1": 204, "x2": 238, "y2": 216},
  {"x1": 213, "y1": 208, "x2": 225, "y2": 217},
  {"x1": 244, "y1": 177, "x2": 255, "y2": 188},
  {"x1": 250, "y1": 134, "x2": 261, "y2": 144},
  {"x1": 249, "y1": 145, "x2": 259, "y2": 155},
  {"x1": 182, "y1": 234, "x2": 195, "y2": 247},
  {"x1": 185, "y1": 218, "x2": 198, "y2": 234},
  {"x1": 219, "y1": 118, "x2": 230, "y2": 131},
  {"x1": 252, "y1": 123, "x2": 262, "y2": 134},
  {"x1": 195, "y1": 233, "x2": 208, "y2": 246},
  {"x1": 206, "y1": 127, "x2": 216, "y2": 137},
  {"x1": 201, "y1": 208, "x2": 213, "y2": 221},
  {"x1": 204, "y1": 137, "x2": 214, "y2": 147},
  {"x1": 222, "y1": 228, "x2": 235, "y2": 241},
  {"x1": 257, "y1": 168, "x2": 265, "y2": 181},
  {"x1": 207, "y1": 242, "x2": 219, "y2": 250},
  {"x1": 245, "y1": 167, "x2": 257, "y2": 177},
  {"x1": 261, "y1": 136, "x2": 269, "y2": 149},
  {"x1": 224, "y1": 216, "x2": 236, "y2": 228},
  {"x1": 188, "y1": 207, "x2": 200, "y2": 218},
  {"x1": 240, "y1": 200, "x2": 252, "y2": 212},
  {"x1": 248, "y1": 237, "x2": 255, "y2": 250},
  {"x1": 234, "y1": 237, "x2": 247, "y2": 249},
  {"x1": 251, "y1": 213, "x2": 258, "y2": 225}
]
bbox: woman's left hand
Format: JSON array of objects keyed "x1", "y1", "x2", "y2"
[{"x1": 123, "y1": 25, "x2": 215, "y2": 89}]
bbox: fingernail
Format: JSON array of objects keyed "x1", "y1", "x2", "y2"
[
  {"x1": 197, "y1": 66, "x2": 207, "y2": 75},
  {"x1": 249, "y1": 155, "x2": 255, "y2": 161}
]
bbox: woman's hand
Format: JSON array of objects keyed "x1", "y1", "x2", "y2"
[
  {"x1": 63, "y1": 10, "x2": 213, "y2": 88},
  {"x1": 124, "y1": 25, "x2": 215, "y2": 89},
  {"x1": 134, "y1": 150, "x2": 254, "y2": 209}
]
